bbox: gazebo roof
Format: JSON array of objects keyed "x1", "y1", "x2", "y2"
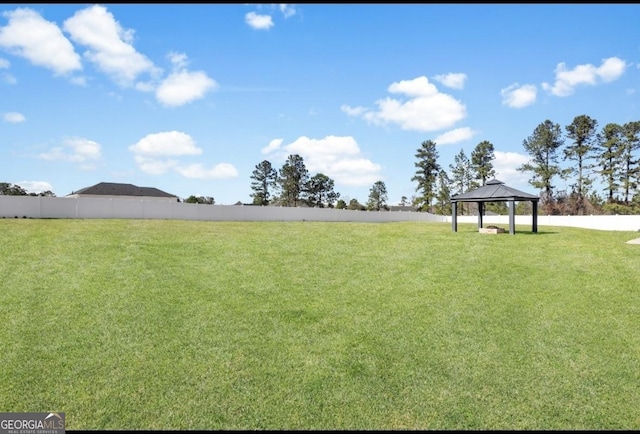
[{"x1": 450, "y1": 179, "x2": 539, "y2": 203}]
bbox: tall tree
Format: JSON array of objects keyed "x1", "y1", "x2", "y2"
[
  {"x1": 435, "y1": 169, "x2": 451, "y2": 216},
  {"x1": 411, "y1": 140, "x2": 441, "y2": 212},
  {"x1": 278, "y1": 154, "x2": 309, "y2": 207},
  {"x1": 517, "y1": 120, "x2": 564, "y2": 213},
  {"x1": 564, "y1": 114, "x2": 598, "y2": 214},
  {"x1": 305, "y1": 173, "x2": 340, "y2": 208},
  {"x1": 250, "y1": 160, "x2": 278, "y2": 205},
  {"x1": 366, "y1": 180, "x2": 388, "y2": 211},
  {"x1": 449, "y1": 148, "x2": 475, "y2": 215},
  {"x1": 596, "y1": 123, "x2": 624, "y2": 203},
  {"x1": 471, "y1": 140, "x2": 496, "y2": 186},
  {"x1": 620, "y1": 121, "x2": 640, "y2": 204}
]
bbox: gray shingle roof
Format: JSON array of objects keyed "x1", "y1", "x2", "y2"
[
  {"x1": 71, "y1": 182, "x2": 177, "y2": 198},
  {"x1": 450, "y1": 179, "x2": 539, "y2": 202}
]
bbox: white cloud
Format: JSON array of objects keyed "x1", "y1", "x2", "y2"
[
  {"x1": 155, "y1": 70, "x2": 217, "y2": 107},
  {"x1": 340, "y1": 104, "x2": 366, "y2": 116},
  {"x1": 322, "y1": 158, "x2": 382, "y2": 187},
  {"x1": 3, "y1": 111, "x2": 25, "y2": 123},
  {"x1": 70, "y1": 75, "x2": 87, "y2": 86},
  {"x1": 38, "y1": 137, "x2": 101, "y2": 166},
  {"x1": 151, "y1": 52, "x2": 217, "y2": 107},
  {"x1": 245, "y1": 12, "x2": 274, "y2": 30},
  {"x1": 387, "y1": 76, "x2": 438, "y2": 97},
  {"x1": 167, "y1": 51, "x2": 189, "y2": 69},
  {"x1": 0, "y1": 56, "x2": 14, "y2": 83},
  {"x1": 542, "y1": 56, "x2": 627, "y2": 97},
  {"x1": 63, "y1": 4, "x2": 160, "y2": 87},
  {"x1": 493, "y1": 151, "x2": 530, "y2": 187},
  {"x1": 597, "y1": 57, "x2": 627, "y2": 81},
  {"x1": 433, "y1": 127, "x2": 476, "y2": 145},
  {"x1": 501, "y1": 83, "x2": 537, "y2": 108},
  {"x1": 18, "y1": 180, "x2": 52, "y2": 194},
  {"x1": 175, "y1": 163, "x2": 238, "y2": 179},
  {"x1": 2, "y1": 72, "x2": 16, "y2": 84},
  {"x1": 343, "y1": 76, "x2": 466, "y2": 132},
  {"x1": 279, "y1": 4, "x2": 297, "y2": 18},
  {"x1": 133, "y1": 156, "x2": 178, "y2": 175},
  {"x1": 433, "y1": 72, "x2": 467, "y2": 89},
  {"x1": 129, "y1": 131, "x2": 203, "y2": 157},
  {"x1": 261, "y1": 138, "x2": 283, "y2": 154},
  {"x1": 0, "y1": 8, "x2": 82, "y2": 75},
  {"x1": 264, "y1": 135, "x2": 383, "y2": 187},
  {"x1": 134, "y1": 81, "x2": 154, "y2": 92},
  {"x1": 129, "y1": 131, "x2": 234, "y2": 179}
]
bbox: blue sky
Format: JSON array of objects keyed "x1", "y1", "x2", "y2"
[{"x1": 1, "y1": 4, "x2": 639, "y2": 204}]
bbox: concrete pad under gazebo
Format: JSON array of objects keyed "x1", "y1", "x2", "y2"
[{"x1": 450, "y1": 179, "x2": 540, "y2": 235}]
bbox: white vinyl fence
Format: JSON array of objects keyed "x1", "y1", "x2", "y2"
[
  {"x1": 1, "y1": 195, "x2": 639, "y2": 231},
  {"x1": 0, "y1": 195, "x2": 443, "y2": 223},
  {"x1": 449, "y1": 214, "x2": 640, "y2": 232}
]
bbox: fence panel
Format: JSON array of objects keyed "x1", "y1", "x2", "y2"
[{"x1": 1, "y1": 196, "x2": 638, "y2": 230}]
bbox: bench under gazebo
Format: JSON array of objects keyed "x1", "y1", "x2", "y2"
[{"x1": 450, "y1": 179, "x2": 540, "y2": 235}]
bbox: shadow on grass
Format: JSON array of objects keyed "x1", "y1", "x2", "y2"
[{"x1": 454, "y1": 230, "x2": 559, "y2": 235}]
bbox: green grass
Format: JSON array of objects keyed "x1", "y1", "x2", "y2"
[{"x1": 1, "y1": 219, "x2": 639, "y2": 430}]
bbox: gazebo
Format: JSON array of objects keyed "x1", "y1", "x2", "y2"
[{"x1": 450, "y1": 179, "x2": 540, "y2": 235}]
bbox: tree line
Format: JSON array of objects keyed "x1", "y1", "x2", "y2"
[
  {"x1": 4, "y1": 113, "x2": 638, "y2": 215},
  {"x1": 249, "y1": 154, "x2": 390, "y2": 211},
  {"x1": 249, "y1": 114, "x2": 640, "y2": 216},
  {"x1": 517, "y1": 116, "x2": 640, "y2": 215},
  {"x1": 409, "y1": 114, "x2": 640, "y2": 216},
  {"x1": 0, "y1": 183, "x2": 56, "y2": 197}
]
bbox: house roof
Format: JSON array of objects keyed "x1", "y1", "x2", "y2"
[
  {"x1": 70, "y1": 182, "x2": 177, "y2": 198},
  {"x1": 450, "y1": 179, "x2": 539, "y2": 203}
]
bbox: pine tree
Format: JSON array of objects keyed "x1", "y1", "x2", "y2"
[
  {"x1": 596, "y1": 123, "x2": 624, "y2": 203},
  {"x1": 250, "y1": 160, "x2": 277, "y2": 205},
  {"x1": 564, "y1": 114, "x2": 598, "y2": 214},
  {"x1": 471, "y1": 140, "x2": 496, "y2": 186},
  {"x1": 411, "y1": 140, "x2": 441, "y2": 212},
  {"x1": 435, "y1": 169, "x2": 451, "y2": 215},
  {"x1": 449, "y1": 148, "x2": 474, "y2": 215},
  {"x1": 278, "y1": 154, "x2": 309, "y2": 207},
  {"x1": 366, "y1": 180, "x2": 388, "y2": 211},
  {"x1": 620, "y1": 121, "x2": 640, "y2": 204},
  {"x1": 517, "y1": 120, "x2": 564, "y2": 213}
]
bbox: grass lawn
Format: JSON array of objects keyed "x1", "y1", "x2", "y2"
[{"x1": 1, "y1": 219, "x2": 639, "y2": 430}]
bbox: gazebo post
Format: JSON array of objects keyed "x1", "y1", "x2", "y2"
[
  {"x1": 509, "y1": 200, "x2": 515, "y2": 235},
  {"x1": 532, "y1": 200, "x2": 538, "y2": 233},
  {"x1": 477, "y1": 201, "x2": 483, "y2": 230},
  {"x1": 451, "y1": 202, "x2": 457, "y2": 232}
]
